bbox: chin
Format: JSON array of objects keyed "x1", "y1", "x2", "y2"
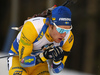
[{"x1": 54, "y1": 40, "x2": 61, "y2": 43}]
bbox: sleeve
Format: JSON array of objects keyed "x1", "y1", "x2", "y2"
[
  {"x1": 52, "y1": 60, "x2": 64, "y2": 73},
  {"x1": 18, "y1": 21, "x2": 38, "y2": 65},
  {"x1": 62, "y1": 31, "x2": 74, "y2": 65}
]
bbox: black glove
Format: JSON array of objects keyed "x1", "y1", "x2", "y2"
[
  {"x1": 36, "y1": 43, "x2": 54, "y2": 63},
  {"x1": 43, "y1": 46, "x2": 64, "y2": 61},
  {"x1": 36, "y1": 45, "x2": 64, "y2": 64},
  {"x1": 53, "y1": 46, "x2": 64, "y2": 61}
]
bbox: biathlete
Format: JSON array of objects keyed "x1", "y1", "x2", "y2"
[{"x1": 7, "y1": 6, "x2": 74, "y2": 75}]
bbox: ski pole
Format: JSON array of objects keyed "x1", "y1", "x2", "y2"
[{"x1": 0, "y1": 54, "x2": 18, "y2": 59}]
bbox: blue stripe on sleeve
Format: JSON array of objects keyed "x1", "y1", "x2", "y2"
[{"x1": 13, "y1": 38, "x2": 19, "y2": 53}]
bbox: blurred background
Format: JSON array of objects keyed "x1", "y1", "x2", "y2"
[{"x1": 0, "y1": 0, "x2": 100, "y2": 75}]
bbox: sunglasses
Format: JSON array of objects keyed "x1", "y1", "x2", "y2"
[{"x1": 52, "y1": 22, "x2": 72, "y2": 34}]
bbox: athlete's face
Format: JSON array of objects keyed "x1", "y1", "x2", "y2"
[{"x1": 49, "y1": 24, "x2": 71, "y2": 43}]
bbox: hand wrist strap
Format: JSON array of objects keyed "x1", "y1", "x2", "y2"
[
  {"x1": 53, "y1": 60, "x2": 61, "y2": 65},
  {"x1": 39, "y1": 53, "x2": 47, "y2": 62}
]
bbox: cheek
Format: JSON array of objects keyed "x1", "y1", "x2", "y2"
[{"x1": 52, "y1": 29, "x2": 60, "y2": 37}]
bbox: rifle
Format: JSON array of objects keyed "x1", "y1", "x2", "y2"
[{"x1": 11, "y1": 0, "x2": 76, "y2": 31}]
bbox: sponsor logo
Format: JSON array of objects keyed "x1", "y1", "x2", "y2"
[
  {"x1": 20, "y1": 46, "x2": 25, "y2": 59},
  {"x1": 52, "y1": 17, "x2": 56, "y2": 21},
  {"x1": 20, "y1": 38, "x2": 31, "y2": 46},
  {"x1": 68, "y1": 35, "x2": 74, "y2": 43},
  {"x1": 13, "y1": 71, "x2": 23, "y2": 75},
  {"x1": 46, "y1": 34, "x2": 49, "y2": 38},
  {"x1": 25, "y1": 58, "x2": 34, "y2": 63},
  {"x1": 59, "y1": 18, "x2": 71, "y2": 21},
  {"x1": 65, "y1": 22, "x2": 69, "y2": 24},
  {"x1": 21, "y1": 32, "x2": 30, "y2": 42},
  {"x1": 37, "y1": 71, "x2": 49, "y2": 75},
  {"x1": 37, "y1": 31, "x2": 44, "y2": 41},
  {"x1": 12, "y1": 67, "x2": 27, "y2": 73}
]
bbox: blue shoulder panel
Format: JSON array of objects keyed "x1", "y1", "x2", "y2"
[
  {"x1": 13, "y1": 38, "x2": 19, "y2": 53},
  {"x1": 33, "y1": 24, "x2": 48, "y2": 43}
]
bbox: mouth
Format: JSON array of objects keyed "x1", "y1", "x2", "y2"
[{"x1": 58, "y1": 38, "x2": 63, "y2": 41}]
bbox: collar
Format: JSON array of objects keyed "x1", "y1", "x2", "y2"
[{"x1": 45, "y1": 27, "x2": 54, "y2": 42}]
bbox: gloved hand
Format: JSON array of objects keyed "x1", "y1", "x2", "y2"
[
  {"x1": 20, "y1": 44, "x2": 64, "y2": 67},
  {"x1": 36, "y1": 45, "x2": 64, "y2": 65},
  {"x1": 35, "y1": 43, "x2": 54, "y2": 64},
  {"x1": 42, "y1": 46, "x2": 64, "y2": 61},
  {"x1": 52, "y1": 46, "x2": 64, "y2": 61}
]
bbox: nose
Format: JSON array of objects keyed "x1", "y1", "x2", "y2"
[{"x1": 60, "y1": 32, "x2": 66, "y2": 37}]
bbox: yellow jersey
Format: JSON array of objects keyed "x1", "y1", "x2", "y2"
[{"x1": 9, "y1": 17, "x2": 74, "y2": 65}]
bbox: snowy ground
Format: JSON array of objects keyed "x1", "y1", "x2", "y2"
[
  {"x1": 50, "y1": 69, "x2": 94, "y2": 75},
  {"x1": 0, "y1": 53, "x2": 94, "y2": 75}
]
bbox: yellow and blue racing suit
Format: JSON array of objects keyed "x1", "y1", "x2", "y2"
[{"x1": 8, "y1": 17, "x2": 74, "y2": 75}]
